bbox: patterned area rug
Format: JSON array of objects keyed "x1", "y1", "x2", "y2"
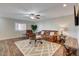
[{"x1": 15, "y1": 39, "x2": 61, "y2": 56}]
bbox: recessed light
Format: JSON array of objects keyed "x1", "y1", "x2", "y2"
[{"x1": 63, "y1": 4, "x2": 67, "y2": 7}]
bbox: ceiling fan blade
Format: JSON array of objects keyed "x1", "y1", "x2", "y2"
[
  {"x1": 74, "y1": 6, "x2": 76, "y2": 17},
  {"x1": 35, "y1": 16, "x2": 40, "y2": 19},
  {"x1": 36, "y1": 15, "x2": 40, "y2": 16},
  {"x1": 77, "y1": 7, "x2": 79, "y2": 16}
]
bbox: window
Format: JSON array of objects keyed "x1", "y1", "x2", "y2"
[{"x1": 15, "y1": 23, "x2": 26, "y2": 31}]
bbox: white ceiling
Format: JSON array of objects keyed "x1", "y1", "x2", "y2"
[{"x1": 0, "y1": 3, "x2": 78, "y2": 21}]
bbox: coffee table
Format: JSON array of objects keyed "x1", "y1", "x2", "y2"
[{"x1": 29, "y1": 35, "x2": 43, "y2": 45}]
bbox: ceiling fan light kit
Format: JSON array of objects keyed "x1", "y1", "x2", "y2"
[
  {"x1": 30, "y1": 14, "x2": 40, "y2": 19},
  {"x1": 30, "y1": 16, "x2": 36, "y2": 19}
]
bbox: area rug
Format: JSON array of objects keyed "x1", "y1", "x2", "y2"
[{"x1": 15, "y1": 39, "x2": 61, "y2": 56}]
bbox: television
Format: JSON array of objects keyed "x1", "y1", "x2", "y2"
[{"x1": 74, "y1": 6, "x2": 79, "y2": 26}]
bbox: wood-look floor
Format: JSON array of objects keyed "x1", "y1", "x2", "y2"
[
  {"x1": 0, "y1": 37, "x2": 77, "y2": 56},
  {"x1": 0, "y1": 38, "x2": 24, "y2": 56}
]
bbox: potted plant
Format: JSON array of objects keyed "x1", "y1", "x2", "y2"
[{"x1": 31, "y1": 25, "x2": 37, "y2": 33}]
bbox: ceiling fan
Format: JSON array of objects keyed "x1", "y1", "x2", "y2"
[{"x1": 26, "y1": 13, "x2": 40, "y2": 19}]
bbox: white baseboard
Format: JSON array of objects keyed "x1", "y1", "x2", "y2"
[{"x1": 0, "y1": 35, "x2": 24, "y2": 41}]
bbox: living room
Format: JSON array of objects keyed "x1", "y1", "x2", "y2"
[{"x1": 0, "y1": 3, "x2": 79, "y2": 56}]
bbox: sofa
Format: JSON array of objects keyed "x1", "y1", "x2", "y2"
[
  {"x1": 25, "y1": 30, "x2": 60, "y2": 43},
  {"x1": 37, "y1": 30, "x2": 60, "y2": 43}
]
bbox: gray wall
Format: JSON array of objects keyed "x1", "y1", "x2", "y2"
[
  {"x1": 77, "y1": 26, "x2": 79, "y2": 48},
  {"x1": 0, "y1": 18, "x2": 35, "y2": 40}
]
